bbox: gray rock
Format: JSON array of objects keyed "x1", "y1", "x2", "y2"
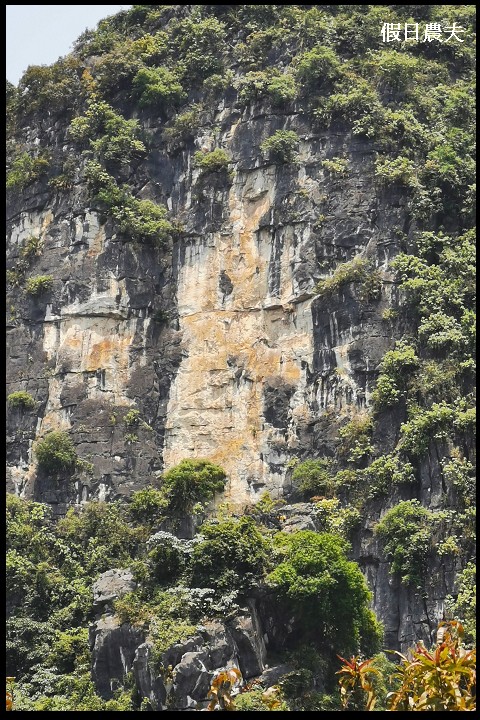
[
  {"x1": 92, "y1": 568, "x2": 136, "y2": 612},
  {"x1": 133, "y1": 642, "x2": 167, "y2": 711},
  {"x1": 227, "y1": 610, "x2": 266, "y2": 679},
  {"x1": 257, "y1": 663, "x2": 296, "y2": 688},
  {"x1": 90, "y1": 615, "x2": 145, "y2": 699},
  {"x1": 203, "y1": 620, "x2": 237, "y2": 669},
  {"x1": 172, "y1": 651, "x2": 213, "y2": 709},
  {"x1": 278, "y1": 502, "x2": 320, "y2": 533}
]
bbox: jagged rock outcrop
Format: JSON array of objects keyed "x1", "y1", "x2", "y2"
[
  {"x1": 90, "y1": 616, "x2": 145, "y2": 699},
  {"x1": 101, "y1": 606, "x2": 267, "y2": 709}
]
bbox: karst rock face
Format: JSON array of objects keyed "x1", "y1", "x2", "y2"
[
  {"x1": 6, "y1": 111, "x2": 397, "y2": 508},
  {"x1": 6, "y1": 5, "x2": 475, "y2": 659}
]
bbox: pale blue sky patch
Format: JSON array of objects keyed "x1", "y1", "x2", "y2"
[{"x1": 6, "y1": 5, "x2": 132, "y2": 85}]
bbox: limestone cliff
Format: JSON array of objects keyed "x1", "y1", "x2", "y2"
[
  {"x1": 6, "y1": 94, "x2": 399, "y2": 508},
  {"x1": 6, "y1": 3, "x2": 475, "y2": 684}
]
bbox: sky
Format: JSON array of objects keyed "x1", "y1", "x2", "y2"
[{"x1": 6, "y1": 5, "x2": 132, "y2": 86}]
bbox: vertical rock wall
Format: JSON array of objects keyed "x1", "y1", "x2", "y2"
[
  {"x1": 7, "y1": 105, "x2": 403, "y2": 511},
  {"x1": 6, "y1": 93, "x2": 452, "y2": 650}
]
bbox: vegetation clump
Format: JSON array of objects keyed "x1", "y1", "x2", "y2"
[
  {"x1": 190, "y1": 515, "x2": 268, "y2": 594},
  {"x1": 161, "y1": 458, "x2": 227, "y2": 514},
  {"x1": 34, "y1": 431, "x2": 77, "y2": 473},
  {"x1": 7, "y1": 391, "x2": 36, "y2": 410},
  {"x1": 337, "y1": 620, "x2": 475, "y2": 712},
  {"x1": 193, "y1": 148, "x2": 231, "y2": 174},
  {"x1": 85, "y1": 160, "x2": 174, "y2": 245},
  {"x1": 292, "y1": 458, "x2": 335, "y2": 499},
  {"x1": 315, "y1": 257, "x2": 382, "y2": 302},
  {"x1": 6, "y1": 151, "x2": 50, "y2": 190},
  {"x1": 25, "y1": 275, "x2": 54, "y2": 296},
  {"x1": 132, "y1": 66, "x2": 185, "y2": 108},
  {"x1": 261, "y1": 130, "x2": 299, "y2": 164},
  {"x1": 267, "y1": 531, "x2": 383, "y2": 657},
  {"x1": 374, "y1": 500, "x2": 435, "y2": 587}
]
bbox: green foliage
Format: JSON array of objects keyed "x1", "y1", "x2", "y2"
[
  {"x1": 161, "y1": 458, "x2": 226, "y2": 514},
  {"x1": 246, "y1": 490, "x2": 286, "y2": 522},
  {"x1": 234, "y1": 687, "x2": 288, "y2": 711},
  {"x1": 315, "y1": 498, "x2": 361, "y2": 538},
  {"x1": 123, "y1": 408, "x2": 141, "y2": 427},
  {"x1": 48, "y1": 627, "x2": 90, "y2": 674},
  {"x1": 267, "y1": 531, "x2": 383, "y2": 657},
  {"x1": 148, "y1": 541, "x2": 186, "y2": 586},
  {"x1": 25, "y1": 672, "x2": 135, "y2": 711},
  {"x1": 128, "y1": 487, "x2": 168, "y2": 526},
  {"x1": 34, "y1": 431, "x2": 77, "y2": 473},
  {"x1": 69, "y1": 99, "x2": 146, "y2": 165},
  {"x1": 375, "y1": 155, "x2": 418, "y2": 188},
  {"x1": 49, "y1": 156, "x2": 77, "y2": 191},
  {"x1": 7, "y1": 391, "x2": 36, "y2": 410},
  {"x1": 370, "y1": 49, "x2": 444, "y2": 94},
  {"x1": 261, "y1": 130, "x2": 299, "y2": 164},
  {"x1": 361, "y1": 454, "x2": 415, "y2": 500},
  {"x1": 387, "y1": 621, "x2": 476, "y2": 711},
  {"x1": 170, "y1": 15, "x2": 227, "y2": 83},
  {"x1": 292, "y1": 459, "x2": 335, "y2": 499},
  {"x1": 266, "y1": 73, "x2": 297, "y2": 106},
  {"x1": 93, "y1": 32, "x2": 169, "y2": 95},
  {"x1": 6, "y1": 79, "x2": 18, "y2": 133},
  {"x1": 74, "y1": 19, "x2": 124, "y2": 59},
  {"x1": 322, "y1": 157, "x2": 349, "y2": 176},
  {"x1": 16, "y1": 56, "x2": 83, "y2": 115},
  {"x1": 294, "y1": 46, "x2": 342, "y2": 95},
  {"x1": 6, "y1": 617, "x2": 56, "y2": 680},
  {"x1": 371, "y1": 341, "x2": 418, "y2": 409},
  {"x1": 441, "y1": 454, "x2": 475, "y2": 507},
  {"x1": 6, "y1": 496, "x2": 95, "y2": 679},
  {"x1": 149, "y1": 616, "x2": 198, "y2": 665},
  {"x1": 163, "y1": 105, "x2": 201, "y2": 146},
  {"x1": 85, "y1": 160, "x2": 173, "y2": 245},
  {"x1": 314, "y1": 76, "x2": 382, "y2": 132},
  {"x1": 25, "y1": 275, "x2": 54, "y2": 296},
  {"x1": 56, "y1": 501, "x2": 148, "y2": 576},
  {"x1": 132, "y1": 66, "x2": 185, "y2": 109},
  {"x1": 113, "y1": 591, "x2": 153, "y2": 627},
  {"x1": 235, "y1": 24, "x2": 285, "y2": 69},
  {"x1": 315, "y1": 256, "x2": 382, "y2": 302},
  {"x1": 399, "y1": 402, "x2": 458, "y2": 457},
  {"x1": 335, "y1": 622, "x2": 476, "y2": 712},
  {"x1": 445, "y1": 563, "x2": 476, "y2": 645},
  {"x1": 336, "y1": 655, "x2": 379, "y2": 711},
  {"x1": 193, "y1": 148, "x2": 231, "y2": 174},
  {"x1": 190, "y1": 516, "x2": 268, "y2": 594},
  {"x1": 7, "y1": 233, "x2": 45, "y2": 289},
  {"x1": 374, "y1": 500, "x2": 435, "y2": 586},
  {"x1": 338, "y1": 413, "x2": 373, "y2": 463},
  {"x1": 236, "y1": 70, "x2": 296, "y2": 106},
  {"x1": 203, "y1": 70, "x2": 234, "y2": 97},
  {"x1": 6, "y1": 151, "x2": 50, "y2": 190}
]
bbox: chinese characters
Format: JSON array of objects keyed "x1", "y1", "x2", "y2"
[{"x1": 381, "y1": 22, "x2": 465, "y2": 43}]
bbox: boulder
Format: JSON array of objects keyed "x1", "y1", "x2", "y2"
[{"x1": 92, "y1": 568, "x2": 136, "y2": 613}]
